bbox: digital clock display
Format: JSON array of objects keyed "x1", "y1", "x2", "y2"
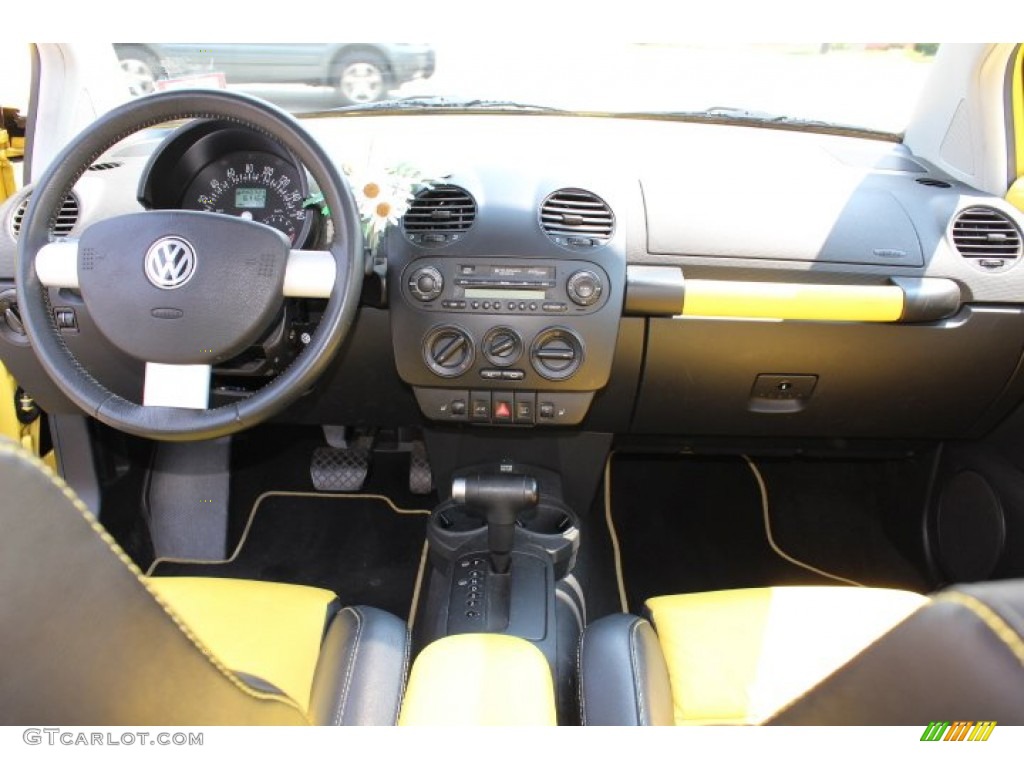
[
  {"x1": 464, "y1": 288, "x2": 547, "y2": 300},
  {"x1": 235, "y1": 187, "x2": 267, "y2": 209}
]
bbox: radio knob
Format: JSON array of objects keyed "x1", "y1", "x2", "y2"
[
  {"x1": 409, "y1": 266, "x2": 444, "y2": 302},
  {"x1": 567, "y1": 270, "x2": 603, "y2": 307}
]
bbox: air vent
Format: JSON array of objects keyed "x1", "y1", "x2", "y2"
[
  {"x1": 540, "y1": 189, "x2": 614, "y2": 248},
  {"x1": 951, "y1": 206, "x2": 1023, "y2": 271},
  {"x1": 916, "y1": 177, "x2": 951, "y2": 188},
  {"x1": 10, "y1": 192, "x2": 80, "y2": 240},
  {"x1": 88, "y1": 161, "x2": 123, "y2": 172},
  {"x1": 403, "y1": 185, "x2": 476, "y2": 246}
]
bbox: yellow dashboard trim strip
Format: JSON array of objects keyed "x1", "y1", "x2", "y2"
[
  {"x1": 1012, "y1": 44, "x2": 1024, "y2": 181},
  {"x1": 1009, "y1": 45, "x2": 1024, "y2": 211},
  {"x1": 679, "y1": 280, "x2": 904, "y2": 322}
]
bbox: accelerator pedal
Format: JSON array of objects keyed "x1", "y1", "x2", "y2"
[
  {"x1": 311, "y1": 430, "x2": 373, "y2": 492},
  {"x1": 409, "y1": 439, "x2": 434, "y2": 495}
]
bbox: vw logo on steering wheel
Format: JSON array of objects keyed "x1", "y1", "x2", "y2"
[{"x1": 144, "y1": 236, "x2": 197, "y2": 289}]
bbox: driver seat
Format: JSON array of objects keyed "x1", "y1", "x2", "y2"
[{"x1": 0, "y1": 437, "x2": 409, "y2": 725}]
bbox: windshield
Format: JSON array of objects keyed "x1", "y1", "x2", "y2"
[{"x1": 111, "y1": 43, "x2": 939, "y2": 135}]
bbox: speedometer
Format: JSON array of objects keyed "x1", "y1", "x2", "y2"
[{"x1": 182, "y1": 151, "x2": 312, "y2": 245}]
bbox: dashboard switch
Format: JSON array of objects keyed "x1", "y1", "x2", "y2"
[
  {"x1": 514, "y1": 393, "x2": 535, "y2": 424},
  {"x1": 471, "y1": 391, "x2": 491, "y2": 422},
  {"x1": 493, "y1": 392, "x2": 514, "y2": 422}
]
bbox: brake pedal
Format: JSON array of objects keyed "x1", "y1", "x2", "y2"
[
  {"x1": 409, "y1": 440, "x2": 433, "y2": 495},
  {"x1": 311, "y1": 435, "x2": 373, "y2": 492}
]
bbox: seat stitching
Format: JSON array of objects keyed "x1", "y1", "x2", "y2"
[
  {"x1": 629, "y1": 619, "x2": 647, "y2": 725},
  {"x1": 333, "y1": 606, "x2": 364, "y2": 725},
  {"x1": 0, "y1": 440, "x2": 312, "y2": 723},
  {"x1": 395, "y1": 628, "x2": 411, "y2": 725},
  {"x1": 576, "y1": 627, "x2": 588, "y2": 726},
  {"x1": 937, "y1": 592, "x2": 1024, "y2": 668}
]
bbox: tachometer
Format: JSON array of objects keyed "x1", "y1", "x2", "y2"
[{"x1": 182, "y1": 150, "x2": 312, "y2": 245}]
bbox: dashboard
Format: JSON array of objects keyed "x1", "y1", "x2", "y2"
[{"x1": 3, "y1": 112, "x2": 1024, "y2": 444}]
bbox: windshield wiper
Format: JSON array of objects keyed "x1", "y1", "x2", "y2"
[{"x1": 302, "y1": 96, "x2": 567, "y2": 117}]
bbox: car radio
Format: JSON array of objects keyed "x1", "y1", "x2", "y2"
[{"x1": 401, "y1": 260, "x2": 609, "y2": 315}]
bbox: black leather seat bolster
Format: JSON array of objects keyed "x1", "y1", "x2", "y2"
[
  {"x1": 578, "y1": 614, "x2": 674, "y2": 726},
  {"x1": 309, "y1": 605, "x2": 410, "y2": 726},
  {"x1": 0, "y1": 440, "x2": 309, "y2": 726},
  {"x1": 768, "y1": 582, "x2": 1024, "y2": 725}
]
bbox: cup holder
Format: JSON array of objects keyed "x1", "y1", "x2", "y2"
[
  {"x1": 432, "y1": 500, "x2": 486, "y2": 533},
  {"x1": 428, "y1": 494, "x2": 579, "y2": 579},
  {"x1": 431, "y1": 496, "x2": 576, "y2": 537}
]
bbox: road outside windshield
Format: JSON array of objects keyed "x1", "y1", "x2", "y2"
[{"x1": 113, "y1": 43, "x2": 938, "y2": 135}]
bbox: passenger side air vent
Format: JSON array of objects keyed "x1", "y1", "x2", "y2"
[
  {"x1": 10, "y1": 191, "x2": 80, "y2": 240},
  {"x1": 403, "y1": 185, "x2": 476, "y2": 246},
  {"x1": 540, "y1": 188, "x2": 614, "y2": 249},
  {"x1": 952, "y1": 206, "x2": 1023, "y2": 272}
]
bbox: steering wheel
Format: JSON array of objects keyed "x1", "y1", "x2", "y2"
[{"x1": 16, "y1": 90, "x2": 363, "y2": 441}]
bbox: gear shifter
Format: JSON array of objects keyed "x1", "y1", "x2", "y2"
[{"x1": 452, "y1": 473, "x2": 539, "y2": 574}]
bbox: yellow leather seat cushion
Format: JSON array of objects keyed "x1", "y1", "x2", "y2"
[
  {"x1": 646, "y1": 587, "x2": 928, "y2": 725},
  {"x1": 399, "y1": 634, "x2": 557, "y2": 725},
  {"x1": 146, "y1": 576, "x2": 336, "y2": 710}
]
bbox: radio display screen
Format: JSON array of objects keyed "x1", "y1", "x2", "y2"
[{"x1": 464, "y1": 288, "x2": 546, "y2": 300}]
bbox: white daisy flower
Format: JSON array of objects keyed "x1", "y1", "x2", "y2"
[{"x1": 341, "y1": 161, "x2": 442, "y2": 251}]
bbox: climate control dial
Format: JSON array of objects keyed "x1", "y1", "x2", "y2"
[
  {"x1": 482, "y1": 327, "x2": 523, "y2": 367},
  {"x1": 530, "y1": 327, "x2": 584, "y2": 381},
  {"x1": 423, "y1": 326, "x2": 474, "y2": 378}
]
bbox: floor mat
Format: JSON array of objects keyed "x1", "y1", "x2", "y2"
[
  {"x1": 608, "y1": 453, "x2": 931, "y2": 613},
  {"x1": 151, "y1": 492, "x2": 429, "y2": 620}
]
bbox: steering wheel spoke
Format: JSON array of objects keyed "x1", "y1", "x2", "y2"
[
  {"x1": 36, "y1": 240, "x2": 80, "y2": 289},
  {"x1": 284, "y1": 250, "x2": 336, "y2": 299},
  {"x1": 143, "y1": 362, "x2": 212, "y2": 409}
]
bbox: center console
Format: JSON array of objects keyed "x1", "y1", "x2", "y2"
[
  {"x1": 414, "y1": 462, "x2": 583, "y2": 720},
  {"x1": 388, "y1": 184, "x2": 626, "y2": 722}
]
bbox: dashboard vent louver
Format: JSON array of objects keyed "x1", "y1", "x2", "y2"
[
  {"x1": 951, "y1": 207, "x2": 1022, "y2": 269},
  {"x1": 88, "y1": 161, "x2": 123, "y2": 171},
  {"x1": 540, "y1": 188, "x2": 614, "y2": 248},
  {"x1": 403, "y1": 184, "x2": 476, "y2": 246},
  {"x1": 10, "y1": 192, "x2": 80, "y2": 240}
]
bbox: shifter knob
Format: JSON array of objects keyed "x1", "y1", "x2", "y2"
[{"x1": 452, "y1": 473, "x2": 539, "y2": 573}]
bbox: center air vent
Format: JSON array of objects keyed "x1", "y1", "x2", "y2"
[
  {"x1": 540, "y1": 188, "x2": 614, "y2": 249},
  {"x1": 10, "y1": 191, "x2": 80, "y2": 240},
  {"x1": 952, "y1": 206, "x2": 1023, "y2": 272},
  {"x1": 403, "y1": 185, "x2": 476, "y2": 246}
]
